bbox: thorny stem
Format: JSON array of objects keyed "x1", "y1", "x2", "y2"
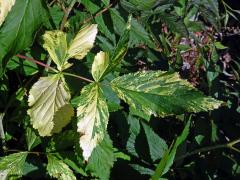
[{"x1": 175, "y1": 138, "x2": 240, "y2": 161}]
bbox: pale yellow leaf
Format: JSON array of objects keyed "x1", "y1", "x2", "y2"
[
  {"x1": 91, "y1": 51, "x2": 109, "y2": 81},
  {"x1": 67, "y1": 24, "x2": 98, "y2": 60},
  {"x1": 28, "y1": 74, "x2": 74, "y2": 136}
]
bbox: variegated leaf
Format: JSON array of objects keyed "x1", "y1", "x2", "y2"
[
  {"x1": 43, "y1": 31, "x2": 71, "y2": 71},
  {"x1": 111, "y1": 71, "x2": 223, "y2": 118},
  {"x1": 0, "y1": 152, "x2": 27, "y2": 179},
  {"x1": 28, "y1": 74, "x2": 74, "y2": 136},
  {"x1": 0, "y1": 0, "x2": 15, "y2": 27},
  {"x1": 67, "y1": 24, "x2": 98, "y2": 60},
  {"x1": 47, "y1": 155, "x2": 76, "y2": 180},
  {"x1": 91, "y1": 51, "x2": 109, "y2": 82},
  {"x1": 77, "y1": 83, "x2": 109, "y2": 161}
]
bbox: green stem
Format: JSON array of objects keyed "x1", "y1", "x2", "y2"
[
  {"x1": 63, "y1": 72, "x2": 94, "y2": 83},
  {"x1": 175, "y1": 144, "x2": 227, "y2": 162},
  {"x1": 175, "y1": 138, "x2": 240, "y2": 162}
]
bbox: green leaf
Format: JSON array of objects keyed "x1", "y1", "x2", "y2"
[
  {"x1": 155, "y1": 7, "x2": 188, "y2": 36},
  {"x1": 152, "y1": 119, "x2": 191, "y2": 179},
  {"x1": 103, "y1": 16, "x2": 131, "y2": 75},
  {"x1": 67, "y1": 24, "x2": 98, "y2": 60},
  {"x1": 25, "y1": 127, "x2": 41, "y2": 151},
  {"x1": 0, "y1": 0, "x2": 15, "y2": 26},
  {"x1": 121, "y1": 0, "x2": 157, "y2": 11},
  {"x1": 0, "y1": 0, "x2": 48, "y2": 74},
  {"x1": 47, "y1": 154, "x2": 76, "y2": 180},
  {"x1": 111, "y1": 71, "x2": 222, "y2": 118},
  {"x1": 0, "y1": 152, "x2": 28, "y2": 179},
  {"x1": 126, "y1": 115, "x2": 141, "y2": 157},
  {"x1": 126, "y1": 115, "x2": 168, "y2": 161},
  {"x1": 77, "y1": 83, "x2": 109, "y2": 160},
  {"x1": 91, "y1": 51, "x2": 109, "y2": 82},
  {"x1": 43, "y1": 31, "x2": 70, "y2": 71},
  {"x1": 28, "y1": 74, "x2": 74, "y2": 136},
  {"x1": 82, "y1": 0, "x2": 116, "y2": 44},
  {"x1": 87, "y1": 133, "x2": 114, "y2": 179},
  {"x1": 130, "y1": 18, "x2": 156, "y2": 48},
  {"x1": 142, "y1": 122, "x2": 168, "y2": 161}
]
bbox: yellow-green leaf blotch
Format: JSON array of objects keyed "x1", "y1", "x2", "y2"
[
  {"x1": 47, "y1": 155, "x2": 76, "y2": 180},
  {"x1": 77, "y1": 83, "x2": 109, "y2": 161},
  {"x1": 43, "y1": 31, "x2": 70, "y2": 71}
]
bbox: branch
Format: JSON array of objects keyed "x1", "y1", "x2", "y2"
[
  {"x1": 80, "y1": 1, "x2": 115, "y2": 25},
  {"x1": 60, "y1": 0, "x2": 77, "y2": 31}
]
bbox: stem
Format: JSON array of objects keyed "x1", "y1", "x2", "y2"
[
  {"x1": 63, "y1": 72, "x2": 94, "y2": 83},
  {"x1": 16, "y1": 54, "x2": 58, "y2": 73},
  {"x1": 60, "y1": 0, "x2": 77, "y2": 31},
  {"x1": 175, "y1": 138, "x2": 240, "y2": 162},
  {"x1": 0, "y1": 113, "x2": 5, "y2": 145},
  {"x1": 175, "y1": 144, "x2": 227, "y2": 162}
]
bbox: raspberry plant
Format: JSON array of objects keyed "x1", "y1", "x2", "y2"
[{"x1": 1, "y1": 0, "x2": 240, "y2": 179}]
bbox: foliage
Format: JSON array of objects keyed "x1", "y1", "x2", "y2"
[{"x1": 0, "y1": 0, "x2": 240, "y2": 179}]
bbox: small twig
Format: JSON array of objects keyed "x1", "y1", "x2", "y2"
[
  {"x1": 80, "y1": 1, "x2": 115, "y2": 25},
  {"x1": 48, "y1": 0, "x2": 57, "y2": 7},
  {"x1": 60, "y1": 0, "x2": 77, "y2": 31},
  {"x1": 16, "y1": 54, "x2": 58, "y2": 73}
]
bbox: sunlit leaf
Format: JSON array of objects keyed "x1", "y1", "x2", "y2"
[
  {"x1": 28, "y1": 74, "x2": 74, "y2": 136},
  {"x1": 91, "y1": 51, "x2": 109, "y2": 82},
  {"x1": 43, "y1": 31, "x2": 70, "y2": 71},
  {"x1": 0, "y1": 152, "x2": 28, "y2": 179},
  {"x1": 67, "y1": 24, "x2": 98, "y2": 60},
  {"x1": 77, "y1": 83, "x2": 109, "y2": 161},
  {"x1": 47, "y1": 154, "x2": 76, "y2": 180},
  {"x1": 0, "y1": 0, "x2": 15, "y2": 26},
  {"x1": 111, "y1": 71, "x2": 222, "y2": 118}
]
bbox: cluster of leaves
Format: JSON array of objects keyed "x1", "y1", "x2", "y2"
[{"x1": 0, "y1": 0, "x2": 239, "y2": 179}]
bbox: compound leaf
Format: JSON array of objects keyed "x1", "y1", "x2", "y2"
[
  {"x1": 0, "y1": 0, "x2": 15, "y2": 27},
  {"x1": 47, "y1": 154, "x2": 76, "y2": 180},
  {"x1": 0, "y1": 152, "x2": 28, "y2": 179},
  {"x1": 111, "y1": 71, "x2": 222, "y2": 118},
  {"x1": 77, "y1": 83, "x2": 109, "y2": 161},
  {"x1": 28, "y1": 74, "x2": 74, "y2": 136},
  {"x1": 67, "y1": 24, "x2": 98, "y2": 60}
]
